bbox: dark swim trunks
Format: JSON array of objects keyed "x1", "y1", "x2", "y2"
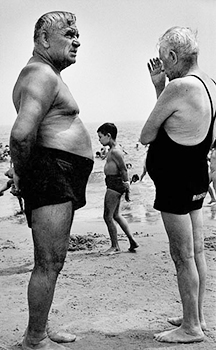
[
  {"x1": 146, "y1": 75, "x2": 215, "y2": 214},
  {"x1": 20, "y1": 147, "x2": 93, "y2": 227},
  {"x1": 105, "y1": 175, "x2": 125, "y2": 195}
]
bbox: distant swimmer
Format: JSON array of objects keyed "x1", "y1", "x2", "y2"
[
  {"x1": 97, "y1": 122, "x2": 139, "y2": 255},
  {"x1": 130, "y1": 174, "x2": 139, "y2": 184},
  {"x1": 126, "y1": 162, "x2": 132, "y2": 169}
]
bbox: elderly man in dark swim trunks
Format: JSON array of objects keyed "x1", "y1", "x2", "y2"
[
  {"x1": 140, "y1": 27, "x2": 216, "y2": 344},
  {"x1": 97, "y1": 123, "x2": 139, "y2": 255},
  {"x1": 10, "y1": 11, "x2": 93, "y2": 350}
]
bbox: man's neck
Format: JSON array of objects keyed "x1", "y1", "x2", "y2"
[{"x1": 32, "y1": 50, "x2": 61, "y2": 74}]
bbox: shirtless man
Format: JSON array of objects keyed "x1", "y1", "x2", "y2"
[
  {"x1": 140, "y1": 27, "x2": 216, "y2": 343},
  {"x1": 97, "y1": 123, "x2": 138, "y2": 254},
  {"x1": 10, "y1": 11, "x2": 93, "y2": 350}
]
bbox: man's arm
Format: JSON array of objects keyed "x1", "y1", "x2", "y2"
[
  {"x1": 10, "y1": 66, "x2": 57, "y2": 179},
  {"x1": 140, "y1": 80, "x2": 180, "y2": 145}
]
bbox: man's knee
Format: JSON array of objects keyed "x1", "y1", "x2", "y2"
[
  {"x1": 169, "y1": 244, "x2": 194, "y2": 270},
  {"x1": 35, "y1": 256, "x2": 65, "y2": 275}
]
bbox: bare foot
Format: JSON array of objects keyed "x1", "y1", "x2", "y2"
[
  {"x1": 47, "y1": 328, "x2": 76, "y2": 343},
  {"x1": 167, "y1": 316, "x2": 207, "y2": 331},
  {"x1": 22, "y1": 336, "x2": 67, "y2": 350},
  {"x1": 128, "y1": 241, "x2": 139, "y2": 252},
  {"x1": 154, "y1": 326, "x2": 204, "y2": 343},
  {"x1": 103, "y1": 247, "x2": 121, "y2": 255}
]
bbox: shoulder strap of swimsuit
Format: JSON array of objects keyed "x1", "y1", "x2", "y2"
[{"x1": 186, "y1": 74, "x2": 215, "y2": 120}]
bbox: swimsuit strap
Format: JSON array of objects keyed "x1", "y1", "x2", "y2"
[{"x1": 186, "y1": 74, "x2": 215, "y2": 121}]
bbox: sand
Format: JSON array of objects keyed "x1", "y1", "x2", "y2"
[{"x1": 0, "y1": 202, "x2": 216, "y2": 350}]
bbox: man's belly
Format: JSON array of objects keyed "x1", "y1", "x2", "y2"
[{"x1": 37, "y1": 125, "x2": 93, "y2": 160}]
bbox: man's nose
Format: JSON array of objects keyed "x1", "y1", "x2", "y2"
[{"x1": 73, "y1": 38, "x2": 80, "y2": 47}]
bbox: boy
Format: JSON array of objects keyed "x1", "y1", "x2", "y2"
[{"x1": 97, "y1": 122, "x2": 139, "y2": 254}]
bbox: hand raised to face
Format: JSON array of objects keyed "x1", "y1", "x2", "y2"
[{"x1": 147, "y1": 57, "x2": 166, "y2": 90}]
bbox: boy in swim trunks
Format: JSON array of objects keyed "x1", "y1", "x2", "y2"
[{"x1": 97, "y1": 122, "x2": 139, "y2": 255}]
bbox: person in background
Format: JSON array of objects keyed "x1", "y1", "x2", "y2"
[
  {"x1": 97, "y1": 122, "x2": 139, "y2": 254},
  {"x1": 10, "y1": 11, "x2": 93, "y2": 350},
  {"x1": 0, "y1": 166, "x2": 24, "y2": 214},
  {"x1": 140, "y1": 27, "x2": 216, "y2": 343},
  {"x1": 140, "y1": 145, "x2": 149, "y2": 182},
  {"x1": 207, "y1": 183, "x2": 216, "y2": 204},
  {"x1": 210, "y1": 140, "x2": 216, "y2": 194}
]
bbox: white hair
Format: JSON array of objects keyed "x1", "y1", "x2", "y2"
[{"x1": 158, "y1": 26, "x2": 199, "y2": 60}]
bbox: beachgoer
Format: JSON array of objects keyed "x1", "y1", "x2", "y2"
[
  {"x1": 95, "y1": 151, "x2": 101, "y2": 158},
  {"x1": 207, "y1": 183, "x2": 216, "y2": 204},
  {"x1": 0, "y1": 143, "x2": 4, "y2": 160},
  {"x1": 206, "y1": 149, "x2": 216, "y2": 204},
  {"x1": 10, "y1": 11, "x2": 93, "y2": 350},
  {"x1": 0, "y1": 168, "x2": 14, "y2": 196},
  {"x1": 210, "y1": 141, "x2": 216, "y2": 193},
  {"x1": 130, "y1": 174, "x2": 139, "y2": 184},
  {"x1": 3, "y1": 145, "x2": 10, "y2": 159},
  {"x1": 126, "y1": 162, "x2": 132, "y2": 169},
  {"x1": 0, "y1": 167, "x2": 24, "y2": 213},
  {"x1": 100, "y1": 146, "x2": 109, "y2": 159},
  {"x1": 97, "y1": 122, "x2": 139, "y2": 254},
  {"x1": 140, "y1": 26, "x2": 216, "y2": 343}
]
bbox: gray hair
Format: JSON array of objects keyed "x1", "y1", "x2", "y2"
[
  {"x1": 158, "y1": 26, "x2": 199, "y2": 61},
  {"x1": 34, "y1": 11, "x2": 76, "y2": 43}
]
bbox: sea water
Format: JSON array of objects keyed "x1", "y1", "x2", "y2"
[{"x1": 0, "y1": 121, "x2": 159, "y2": 224}]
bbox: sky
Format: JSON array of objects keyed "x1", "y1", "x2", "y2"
[{"x1": 1, "y1": 0, "x2": 216, "y2": 126}]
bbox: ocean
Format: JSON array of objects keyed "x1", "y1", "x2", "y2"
[{"x1": 0, "y1": 121, "x2": 160, "y2": 225}]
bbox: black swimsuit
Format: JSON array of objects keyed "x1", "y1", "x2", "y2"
[
  {"x1": 146, "y1": 75, "x2": 215, "y2": 214},
  {"x1": 105, "y1": 175, "x2": 126, "y2": 195}
]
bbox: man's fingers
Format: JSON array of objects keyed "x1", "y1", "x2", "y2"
[{"x1": 147, "y1": 62, "x2": 152, "y2": 73}]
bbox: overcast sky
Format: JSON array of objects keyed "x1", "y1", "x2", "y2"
[{"x1": 1, "y1": 0, "x2": 216, "y2": 126}]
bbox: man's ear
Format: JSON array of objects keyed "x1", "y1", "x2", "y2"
[
  {"x1": 169, "y1": 50, "x2": 177, "y2": 64},
  {"x1": 41, "y1": 31, "x2": 50, "y2": 48}
]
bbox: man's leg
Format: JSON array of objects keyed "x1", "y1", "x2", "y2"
[
  {"x1": 113, "y1": 201, "x2": 139, "y2": 251},
  {"x1": 23, "y1": 201, "x2": 74, "y2": 350},
  {"x1": 103, "y1": 189, "x2": 121, "y2": 253},
  {"x1": 167, "y1": 209, "x2": 207, "y2": 330},
  {"x1": 154, "y1": 212, "x2": 204, "y2": 343},
  {"x1": 190, "y1": 209, "x2": 207, "y2": 329}
]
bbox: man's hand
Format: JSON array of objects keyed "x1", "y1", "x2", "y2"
[{"x1": 147, "y1": 57, "x2": 166, "y2": 92}]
